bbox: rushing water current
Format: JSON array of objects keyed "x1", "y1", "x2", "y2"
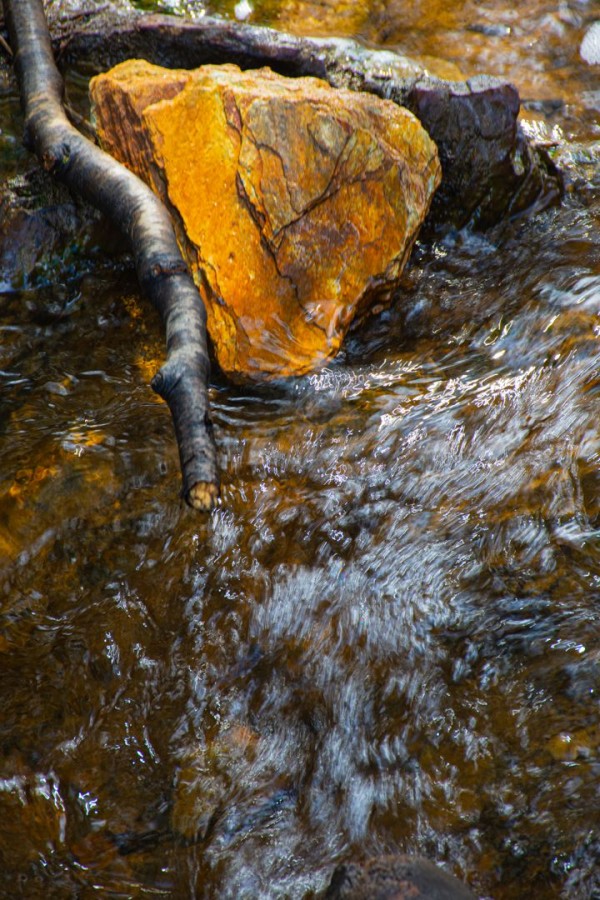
[{"x1": 1, "y1": 0, "x2": 599, "y2": 897}]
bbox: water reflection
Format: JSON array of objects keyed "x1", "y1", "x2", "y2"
[{"x1": 1, "y1": 0, "x2": 600, "y2": 897}]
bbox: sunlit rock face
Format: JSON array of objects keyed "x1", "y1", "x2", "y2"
[{"x1": 91, "y1": 60, "x2": 440, "y2": 380}]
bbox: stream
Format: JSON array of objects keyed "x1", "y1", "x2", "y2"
[{"x1": 0, "y1": 0, "x2": 599, "y2": 897}]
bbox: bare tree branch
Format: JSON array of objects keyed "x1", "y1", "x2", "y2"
[{"x1": 3, "y1": 0, "x2": 219, "y2": 510}]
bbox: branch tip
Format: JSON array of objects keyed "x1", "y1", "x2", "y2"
[
  {"x1": 186, "y1": 481, "x2": 220, "y2": 511},
  {"x1": 151, "y1": 371, "x2": 164, "y2": 394}
]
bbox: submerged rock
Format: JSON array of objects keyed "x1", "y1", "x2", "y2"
[
  {"x1": 0, "y1": 169, "x2": 119, "y2": 291},
  {"x1": 325, "y1": 855, "x2": 476, "y2": 899},
  {"x1": 275, "y1": 0, "x2": 370, "y2": 37},
  {"x1": 90, "y1": 60, "x2": 440, "y2": 380}
]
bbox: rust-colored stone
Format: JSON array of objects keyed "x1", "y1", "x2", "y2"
[{"x1": 91, "y1": 60, "x2": 440, "y2": 380}]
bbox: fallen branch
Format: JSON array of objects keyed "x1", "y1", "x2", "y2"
[{"x1": 2, "y1": 0, "x2": 219, "y2": 510}]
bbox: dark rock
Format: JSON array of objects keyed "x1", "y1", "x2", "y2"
[
  {"x1": 403, "y1": 75, "x2": 563, "y2": 228},
  {"x1": 0, "y1": 168, "x2": 123, "y2": 291},
  {"x1": 325, "y1": 855, "x2": 476, "y2": 900}
]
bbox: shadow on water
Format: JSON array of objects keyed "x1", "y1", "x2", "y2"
[{"x1": 1, "y1": 0, "x2": 600, "y2": 897}]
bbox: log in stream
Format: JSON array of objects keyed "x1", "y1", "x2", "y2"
[{"x1": 2, "y1": 0, "x2": 220, "y2": 510}]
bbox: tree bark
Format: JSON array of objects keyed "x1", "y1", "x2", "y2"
[{"x1": 2, "y1": 0, "x2": 219, "y2": 510}]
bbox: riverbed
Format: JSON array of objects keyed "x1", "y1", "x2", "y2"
[{"x1": 0, "y1": 0, "x2": 599, "y2": 897}]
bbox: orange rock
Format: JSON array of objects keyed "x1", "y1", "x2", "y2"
[{"x1": 91, "y1": 60, "x2": 440, "y2": 380}]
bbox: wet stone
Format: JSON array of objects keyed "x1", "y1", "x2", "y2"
[
  {"x1": 325, "y1": 855, "x2": 477, "y2": 899},
  {"x1": 0, "y1": 169, "x2": 119, "y2": 291},
  {"x1": 90, "y1": 60, "x2": 441, "y2": 381}
]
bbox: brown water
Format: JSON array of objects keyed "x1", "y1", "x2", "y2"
[{"x1": 1, "y1": 1, "x2": 599, "y2": 897}]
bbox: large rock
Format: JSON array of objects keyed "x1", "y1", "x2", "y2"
[{"x1": 90, "y1": 60, "x2": 440, "y2": 380}]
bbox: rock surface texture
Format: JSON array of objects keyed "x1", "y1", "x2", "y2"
[{"x1": 90, "y1": 60, "x2": 440, "y2": 380}]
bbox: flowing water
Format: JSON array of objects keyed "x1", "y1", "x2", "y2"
[{"x1": 1, "y1": 0, "x2": 599, "y2": 897}]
